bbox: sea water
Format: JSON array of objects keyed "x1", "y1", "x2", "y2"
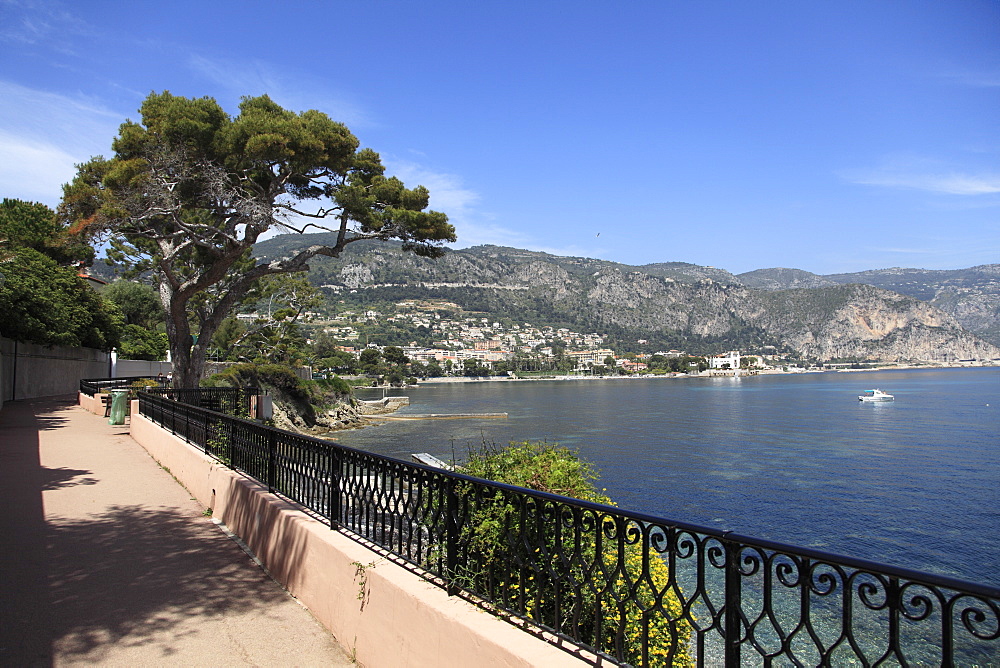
[{"x1": 337, "y1": 367, "x2": 1000, "y2": 587}]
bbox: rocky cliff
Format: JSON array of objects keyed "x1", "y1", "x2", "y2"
[
  {"x1": 251, "y1": 236, "x2": 1000, "y2": 363},
  {"x1": 752, "y1": 285, "x2": 996, "y2": 362},
  {"x1": 740, "y1": 264, "x2": 1000, "y2": 347}
]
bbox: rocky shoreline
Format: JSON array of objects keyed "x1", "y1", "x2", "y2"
[
  {"x1": 270, "y1": 399, "x2": 365, "y2": 435},
  {"x1": 270, "y1": 394, "x2": 413, "y2": 437}
]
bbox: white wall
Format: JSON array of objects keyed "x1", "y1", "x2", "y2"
[
  {"x1": 0, "y1": 337, "x2": 110, "y2": 408},
  {"x1": 114, "y1": 359, "x2": 174, "y2": 378}
]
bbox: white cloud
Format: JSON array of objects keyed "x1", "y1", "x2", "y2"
[
  {"x1": 850, "y1": 172, "x2": 1000, "y2": 195},
  {"x1": 0, "y1": 81, "x2": 123, "y2": 204},
  {"x1": 451, "y1": 222, "x2": 533, "y2": 249},
  {"x1": 840, "y1": 154, "x2": 1000, "y2": 196},
  {"x1": 0, "y1": 131, "x2": 78, "y2": 204},
  {"x1": 385, "y1": 160, "x2": 576, "y2": 251},
  {"x1": 260, "y1": 160, "x2": 516, "y2": 249},
  {"x1": 936, "y1": 68, "x2": 1000, "y2": 88},
  {"x1": 0, "y1": 80, "x2": 120, "y2": 141},
  {"x1": 532, "y1": 243, "x2": 604, "y2": 259},
  {"x1": 868, "y1": 246, "x2": 936, "y2": 256},
  {"x1": 0, "y1": 0, "x2": 90, "y2": 49},
  {"x1": 847, "y1": 243, "x2": 1000, "y2": 271},
  {"x1": 384, "y1": 160, "x2": 479, "y2": 215},
  {"x1": 387, "y1": 159, "x2": 578, "y2": 251}
]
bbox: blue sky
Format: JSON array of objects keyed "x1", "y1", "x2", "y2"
[{"x1": 1, "y1": 1, "x2": 997, "y2": 275}]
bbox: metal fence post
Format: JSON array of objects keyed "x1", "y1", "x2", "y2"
[
  {"x1": 446, "y1": 476, "x2": 459, "y2": 596},
  {"x1": 724, "y1": 536, "x2": 743, "y2": 666},
  {"x1": 329, "y1": 450, "x2": 341, "y2": 530},
  {"x1": 887, "y1": 576, "x2": 901, "y2": 660},
  {"x1": 202, "y1": 409, "x2": 210, "y2": 451},
  {"x1": 225, "y1": 419, "x2": 234, "y2": 469},
  {"x1": 267, "y1": 430, "x2": 277, "y2": 493}
]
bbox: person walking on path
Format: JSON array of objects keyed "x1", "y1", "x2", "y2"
[{"x1": 0, "y1": 396, "x2": 354, "y2": 666}]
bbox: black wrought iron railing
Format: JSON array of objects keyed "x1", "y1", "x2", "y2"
[
  {"x1": 144, "y1": 386, "x2": 259, "y2": 418},
  {"x1": 136, "y1": 391, "x2": 1000, "y2": 667},
  {"x1": 80, "y1": 376, "x2": 164, "y2": 396},
  {"x1": 80, "y1": 379, "x2": 258, "y2": 419}
]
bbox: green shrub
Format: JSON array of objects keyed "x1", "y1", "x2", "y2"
[
  {"x1": 464, "y1": 441, "x2": 609, "y2": 503},
  {"x1": 203, "y1": 363, "x2": 307, "y2": 398},
  {"x1": 204, "y1": 364, "x2": 354, "y2": 422},
  {"x1": 459, "y1": 441, "x2": 692, "y2": 666},
  {"x1": 129, "y1": 378, "x2": 160, "y2": 392},
  {"x1": 0, "y1": 247, "x2": 119, "y2": 349},
  {"x1": 118, "y1": 325, "x2": 168, "y2": 360},
  {"x1": 311, "y1": 375, "x2": 353, "y2": 395}
]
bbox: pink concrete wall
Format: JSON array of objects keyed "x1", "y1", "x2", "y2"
[
  {"x1": 129, "y1": 406, "x2": 591, "y2": 667},
  {"x1": 78, "y1": 391, "x2": 104, "y2": 416}
]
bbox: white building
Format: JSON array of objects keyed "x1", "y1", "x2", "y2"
[
  {"x1": 709, "y1": 350, "x2": 741, "y2": 370},
  {"x1": 567, "y1": 349, "x2": 615, "y2": 369}
]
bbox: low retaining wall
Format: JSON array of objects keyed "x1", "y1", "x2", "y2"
[
  {"x1": 129, "y1": 404, "x2": 589, "y2": 668},
  {"x1": 79, "y1": 391, "x2": 104, "y2": 416}
]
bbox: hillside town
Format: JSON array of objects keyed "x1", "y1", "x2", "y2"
[{"x1": 301, "y1": 298, "x2": 802, "y2": 377}]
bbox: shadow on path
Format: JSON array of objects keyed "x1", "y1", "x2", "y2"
[
  {"x1": 0, "y1": 398, "x2": 336, "y2": 666},
  {"x1": 0, "y1": 400, "x2": 52, "y2": 665},
  {"x1": 46, "y1": 505, "x2": 296, "y2": 661}
]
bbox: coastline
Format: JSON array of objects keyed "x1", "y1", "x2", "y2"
[
  {"x1": 411, "y1": 362, "x2": 993, "y2": 384},
  {"x1": 332, "y1": 363, "x2": 996, "y2": 433}
]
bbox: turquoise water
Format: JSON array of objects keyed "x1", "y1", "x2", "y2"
[{"x1": 338, "y1": 367, "x2": 1000, "y2": 587}]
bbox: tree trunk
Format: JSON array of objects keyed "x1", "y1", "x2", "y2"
[
  {"x1": 162, "y1": 283, "x2": 198, "y2": 388},
  {"x1": 161, "y1": 270, "x2": 261, "y2": 388},
  {"x1": 166, "y1": 325, "x2": 199, "y2": 388}
]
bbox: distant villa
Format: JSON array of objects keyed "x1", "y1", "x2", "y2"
[{"x1": 709, "y1": 350, "x2": 741, "y2": 369}]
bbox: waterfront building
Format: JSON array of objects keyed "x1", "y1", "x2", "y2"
[
  {"x1": 709, "y1": 350, "x2": 742, "y2": 369},
  {"x1": 567, "y1": 349, "x2": 615, "y2": 369}
]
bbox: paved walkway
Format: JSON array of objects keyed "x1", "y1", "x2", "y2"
[{"x1": 0, "y1": 396, "x2": 355, "y2": 667}]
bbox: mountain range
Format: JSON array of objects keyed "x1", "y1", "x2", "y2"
[{"x1": 249, "y1": 235, "x2": 999, "y2": 363}]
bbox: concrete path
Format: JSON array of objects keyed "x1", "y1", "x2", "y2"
[{"x1": 0, "y1": 396, "x2": 355, "y2": 667}]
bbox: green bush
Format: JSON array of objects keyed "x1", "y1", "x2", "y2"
[
  {"x1": 203, "y1": 363, "x2": 306, "y2": 398},
  {"x1": 129, "y1": 378, "x2": 160, "y2": 391},
  {"x1": 310, "y1": 376, "x2": 353, "y2": 395},
  {"x1": 459, "y1": 441, "x2": 693, "y2": 666},
  {"x1": 204, "y1": 364, "x2": 354, "y2": 423},
  {"x1": 463, "y1": 441, "x2": 608, "y2": 502},
  {"x1": 0, "y1": 247, "x2": 119, "y2": 349},
  {"x1": 118, "y1": 324, "x2": 168, "y2": 360}
]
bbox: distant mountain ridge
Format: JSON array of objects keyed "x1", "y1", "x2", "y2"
[
  {"x1": 250, "y1": 235, "x2": 1000, "y2": 362},
  {"x1": 739, "y1": 264, "x2": 1000, "y2": 346},
  {"x1": 736, "y1": 268, "x2": 837, "y2": 291}
]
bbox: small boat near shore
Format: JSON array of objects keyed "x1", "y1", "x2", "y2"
[{"x1": 859, "y1": 388, "x2": 894, "y2": 402}]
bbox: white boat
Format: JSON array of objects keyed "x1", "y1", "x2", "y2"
[{"x1": 859, "y1": 389, "x2": 894, "y2": 402}]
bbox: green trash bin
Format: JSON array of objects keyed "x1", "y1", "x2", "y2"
[{"x1": 109, "y1": 389, "x2": 129, "y2": 425}]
